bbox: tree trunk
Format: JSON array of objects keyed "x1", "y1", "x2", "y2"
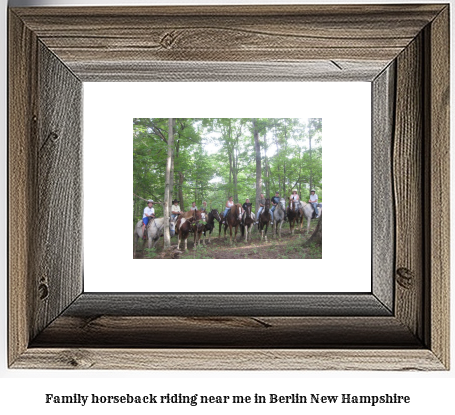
[
  {"x1": 169, "y1": 119, "x2": 175, "y2": 212},
  {"x1": 178, "y1": 171, "x2": 184, "y2": 211},
  {"x1": 283, "y1": 119, "x2": 287, "y2": 196},
  {"x1": 263, "y1": 133, "x2": 270, "y2": 198},
  {"x1": 253, "y1": 119, "x2": 262, "y2": 214},
  {"x1": 163, "y1": 118, "x2": 174, "y2": 250},
  {"x1": 305, "y1": 214, "x2": 322, "y2": 246},
  {"x1": 309, "y1": 122, "x2": 313, "y2": 191}
]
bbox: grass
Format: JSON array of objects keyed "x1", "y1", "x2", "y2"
[{"x1": 136, "y1": 219, "x2": 322, "y2": 260}]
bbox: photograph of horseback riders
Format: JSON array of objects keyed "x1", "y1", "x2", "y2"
[{"x1": 133, "y1": 118, "x2": 322, "y2": 259}]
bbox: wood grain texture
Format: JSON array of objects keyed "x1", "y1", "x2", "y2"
[
  {"x1": 33, "y1": 42, "x2": 83, "y2": 339},
  {"x1": 31, "y1": 316, "x2": 421, "y2": 348},
  {"x1": 8, "y1": 4, "x2": 450, "y2": 370},
  {"x1": 13, "y1": 349, "x2": 445, "y2": 371},
  {"x1": 393, "y1": 34, "x2": 424, "y2": 340},
  {"x1": 11, "y1": 5, "x2": 445, "y2": 82},
  {"x1": 425, "y1": 6, "x2": 450, "y2": 368},
  {"x1": 64, "y1": 293, "x2": 391, "y2": 317},
  {"x1": 372, "y1": 63, "x2": 395, "y2": 312},
  {"x1": 70, "y1": 60, "x2": 388, "y2": 82},
  {"x1": 8, "y1": 11, "x2": 38, "y2": 366}
]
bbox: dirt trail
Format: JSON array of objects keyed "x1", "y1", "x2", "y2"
[{"x1": 134, "y1": 220, "x2": 322, "y2": 259}]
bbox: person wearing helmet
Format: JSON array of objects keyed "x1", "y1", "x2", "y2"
[
  {"x1": 309, "y1": 190, "x2": 319, "y2": 217},
  {"x1": 142, "y1": 199, "x2": 155, "y2": 239}
]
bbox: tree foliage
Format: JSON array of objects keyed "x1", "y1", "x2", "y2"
[{"x1": 133, "y1": 118, "x2": 322, "y2": 224}]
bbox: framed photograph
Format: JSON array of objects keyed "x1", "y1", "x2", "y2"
[{"x1": 9, "y1": 4, "x2": 449, "y2": 370}]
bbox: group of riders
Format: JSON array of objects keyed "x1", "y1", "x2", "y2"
[{"x1": 141, "y1": 190, "x2": 320, "y2": 239}]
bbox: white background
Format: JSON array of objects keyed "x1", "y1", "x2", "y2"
[
  {"x1": 84, "y1": 82, "x2": 371, "y2": 292},
  {"x1": 1, "y1": 0, "x2": 454, "y2": 414}
]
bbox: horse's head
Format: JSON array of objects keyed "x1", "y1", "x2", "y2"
[
  {"x1": 244, "y1": 203, "x2": 252, "y2": 216},
  {"x1": 264, "y1": 199, "x2": 270, "y2": 209},
  {"x1": 235, "y1": 204, "x2": 243, "y2": 221},
  {"x1": 211, "y1": 209, "x2": 221, "y2": 222},
  {"x1": 169, "y1": 220, "x2": 176, "y2": 237}
]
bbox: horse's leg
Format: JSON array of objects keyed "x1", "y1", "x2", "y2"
[
  {"x1": 184, "y1": 236, "x2": 188, "y2": 251},
  {"x1": 307, "y1": 217, "x2": 311, "y2": 234},
  {"x1": 279, "y1": 221, "x2": 282, "y2": 239},
  {"x1": 177, "y1": 234, "x2": 180, "y2": 250},
  {"x1": 133, "y1": 231, "x2": 138, "y2": 258}
]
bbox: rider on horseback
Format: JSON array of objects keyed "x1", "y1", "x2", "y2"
[
  {"x1": 171, "y1": 199, "x2": 182, "y2": 221},
  {"x1": 270, "y1": 191, "x2": 280, "y2": 224},
  {"x1": 290, "y1": 189, "x2": 300, "y2": 202},
  {"x1": 222, "y1": 196, "x2": 234, "y2": 224},
  {"x1": 309, "y1": 190, "x2": 319, "y2": 218},
  {"x1": 242, "y1": 198, "x2": 251, "y2": 225},
  {"x1": 255, "y1": 193, "x2": 265, "y2": 225},
  {"x1": 142, "y1": 200, "x2": 155, "y2": 240}
]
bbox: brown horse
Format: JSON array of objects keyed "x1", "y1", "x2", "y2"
[
  {"x1": 258, "y1": 199, "x2": 271, "y2": 241},
  {"x1": 176, "y1": 216, "x2": 196, "y2": 251},
  {"x1": 191, "y1": 210, "x2": 207, "y2": 249},
  {"x1": 287, "y1": 198, "x2": 300, "y2": 234},
  {"x1": 220, "y1": 203, "x2": 244, "y2": 244},
  {"x1": 204, "y1": 209, "x2": 222, "y2": 243},
  {"x1": 240, "y1": 203, "x2": 255, "y2": 242}
]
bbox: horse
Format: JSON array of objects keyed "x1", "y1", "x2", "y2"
[
  {"x1": 191, "y1": 210, "x2": 207, "y2": 249},
  {"x1": 133, "y1": 217, "x2": 176, "y2": 258},
  {"x1": 272, "y1": 198, "x2": 286, "y2": 239},
  {"x1": 298, "y1": 201, "x2": 322, "y2": 234},
  {"x1": 203, "y1": 209, "x2": 221, "y2": 243},
  {"x1": 287, "y1": 198, "x2": 301, "y2": 234},
  {"x1": 240, "y1": 203, "x2": 255, "y2": 242},
  {"x1": 258, "y1": 198, "x2": 271, "y2": 241},
  {"x1": 176, "y1": 215, "x2": 196, "y2": 251},
  {"x1": 220, "y1": 203, "x2": 244, "y2": 244}
]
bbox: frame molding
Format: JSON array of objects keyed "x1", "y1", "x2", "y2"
[{"x1": 8, "y1": 4, "x2": 449, "y2": 370}]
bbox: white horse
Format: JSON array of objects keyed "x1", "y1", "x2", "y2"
[
  {"x1": 299, "y1": 201, "x2": 322, "y2": 234},
  {"x1": 133, "y1": 217, "x2": 176, "y2": 257},
  {"x1": 272, "y1": 198, "x2": 286, "y2": 238}
]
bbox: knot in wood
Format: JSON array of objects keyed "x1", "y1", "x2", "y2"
[
  {"x1": 38, "y1": 282, "x2": 49, "y2": 300},
  {"x1": 48, "y1": 131, "x2": 59, "y2": 142},
  {"x1": 60, "y1": 350, "x2": 94, "y2": 369},
  {"x1": 160, "y1": 31, "x2": 180, "y2": 49},
  {"x1": 396, "y1": 267, "x2": 414, "y2": 289}
]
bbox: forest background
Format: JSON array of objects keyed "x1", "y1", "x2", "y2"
[{"x1": 133, "y1": 118, "x2": 322, "y2": 222}]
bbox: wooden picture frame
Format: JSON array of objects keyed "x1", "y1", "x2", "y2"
[{"x1": 9, "y1": 4, "x2": 449, "y2": 370}]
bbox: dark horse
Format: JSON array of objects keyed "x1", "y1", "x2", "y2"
[
  {"x1": 258, "y1": 198, "x2": 271, "y2": 241},
  {"x1": 203, "y1": 209, "x2": 222, "y2": 243},
  {"x1": 240, "y1": 203, "x2": 255, "y2": 242},
  {"x1": 220, "y1": 203, "x2": 244, "y2": 244},
  {"x1": 287, "y1": 198, "x2": 300, "y2": 234}
]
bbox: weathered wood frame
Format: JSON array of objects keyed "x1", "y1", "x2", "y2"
[{"x1": 9, "y1": 5, "x2": 449, "y2": 370}]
